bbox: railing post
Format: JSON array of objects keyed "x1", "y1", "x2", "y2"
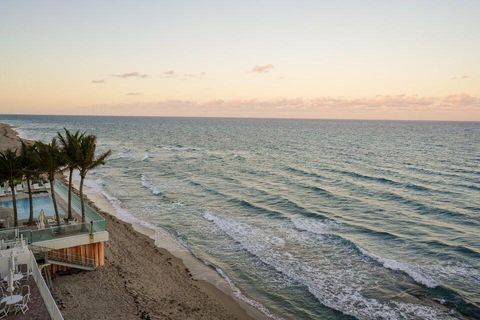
[{"x1": 89, "y1": 221, "x2": 94, "y2": 240}]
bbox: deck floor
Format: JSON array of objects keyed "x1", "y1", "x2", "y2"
[{"x1": 4, "y1": 278, "x2": 50, "y2": 320}]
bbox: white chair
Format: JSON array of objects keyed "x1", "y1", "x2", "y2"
[
  {"x1": 0, "y1": 300, "x2": 7, "y2": 319},
  {"x1": 14, "y1": 293, "x2": 29, "y2": 315},
  {"x1": 21, "y1": 285, "x2": 31, "y2": 303},
  {"x1": 17, "y1": 264, "x2": 29, "y2": 280},
  {"x1": 15, "y1": 184, "x2": 23, "y2": 192},
  {"x1": 44, "y1": 182, "x2": 50, "y2": 189},
  {"x1": 0, "y1": 188, "x2": 4, "y2": 197},
  {"x1": 32, "y1": 183, "x2": 40, "y2": 190}
]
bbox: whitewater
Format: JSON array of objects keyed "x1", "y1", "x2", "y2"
[{"x1": 3, "y1": 115, "x2": 479, "y2": 320}]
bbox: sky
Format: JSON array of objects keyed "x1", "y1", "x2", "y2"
[{"x1": 1, "y1": 0, "x2": 480, "y2": 120}]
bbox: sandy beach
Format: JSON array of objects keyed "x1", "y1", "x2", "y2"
[{"x1": 0, "y1": 123, "x2": 255, "y2": 320}]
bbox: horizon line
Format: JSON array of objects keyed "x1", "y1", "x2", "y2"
[{"x1": 1, "y1": 113, "x2": 479, "y2": 123}]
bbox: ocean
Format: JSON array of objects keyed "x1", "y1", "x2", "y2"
[{"x1": 1, "y1": 115, "x2": 479, "y2": 320}]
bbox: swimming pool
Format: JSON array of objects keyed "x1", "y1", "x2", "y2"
[{"x1": 0, "y1": 196, "x2": 65, "y2": 220}]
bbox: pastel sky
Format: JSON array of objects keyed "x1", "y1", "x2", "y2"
[{"x1": 1, "y1": 0, "x2": 480, "y2": 120}]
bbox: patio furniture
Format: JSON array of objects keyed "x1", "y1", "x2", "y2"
[
  {"x1": 3, "y1": 273, "x2": 23, "y2": 286},
  {"x1": 15, "y1": 184, "x2": 23, "y2": 192},
  {"x1": 44, "y1": 182, "x2": 51, "y2": 189},
  {"x1": 0, "y1": 300, "x2": 7, "y2": 319},
  {"x1": 0, "y1": 188, "x2": 4, "y2": 197},
  {"x1": 14, "y1": 294, "x2": 29, "y2": 315},
  {"x1": 20, "y1": 285, "x2": 30, "y2": 303},
  {"x1": 0, "y1": 294, "x2": 22, "y2": 314},
  {"x1": 17, "y1": 264, "x2": 29, "y2": 280}
]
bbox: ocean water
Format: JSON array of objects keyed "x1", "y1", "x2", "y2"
[{"x1": 1, "y1": 115, "x2": 479, "y2": 320}]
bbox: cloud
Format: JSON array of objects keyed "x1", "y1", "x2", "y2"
[
  {"x1": 112, "y1": 72, "x2": 148, "y2": 79},
  {"x1": 451, "y1": 75, "x2": 469, "y2": 80},
  {"x1": 82, "y1": 94, "x2": 480, "y2": 120},
  {"x1": 182, "y1": 72, "x2": 206, "y2": 79},
  {"x1": 126, "y1": 92, "x2": 142, "y2": 96},
  {"x1": 162, "y1": 70, "x2": 176, "y2": 78},
  {"x1": 91, "y1": 79, "x2": 105, "y2": 84},
  {"x1": 252, "y1": 64, "x2": 274, "y2": 73},
  {"x1": 161, "y1": 70, "x2": 206, "y2": 79},
  {"x1": 441, "y1": 94, "x2": 480, "y2": 107}
]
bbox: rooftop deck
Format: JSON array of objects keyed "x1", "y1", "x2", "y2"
[
  {"x1": 4, "y1": 277, "x2": 50, "y2": 320},
  {"x1": 0, "y1": 244, "x2": 63, "y2": 320},
  {"x1": 0, "y1": 181, "x2": 107, "y2": 246}
]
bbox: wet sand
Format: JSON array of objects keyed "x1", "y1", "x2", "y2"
[{"x1": 0, "y1": 123, "x2": 257, "y2": 320}]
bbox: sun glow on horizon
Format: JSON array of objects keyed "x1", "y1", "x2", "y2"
[{"x1": 1, "y1": 0, "x2": 480, "y2": 120}]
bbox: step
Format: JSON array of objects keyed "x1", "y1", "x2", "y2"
[{"x1": 45, "y1": 258, "x2": 95, "y2": 271}]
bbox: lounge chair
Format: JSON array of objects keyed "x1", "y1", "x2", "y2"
[
  {"x1": 44, "y1": 182, "x2": 50, "y2": 189},
  {"x1": 32, "y1": 183, "x2": 40, "y2": 190},
  {"x1": 0, "y1": 188, "x2": 4, "y2": 197},
  {"x1": 15, "y1": 184, "x2": 23, "y2": 192},
  {"x1": 14, "y1": 293, "x2": 29, "y2": 315}
]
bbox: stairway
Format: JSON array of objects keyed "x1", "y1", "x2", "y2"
[{"x1": 30, "y1": 245, "x2": 96, "y2": 271}]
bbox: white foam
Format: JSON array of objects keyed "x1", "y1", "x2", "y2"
[
  {"x1": 293, "y1": 217, "x2": 440, "y2": 289},
  {"x1": 203, "y1": 211, "x2": 454, "y2": 320},
  {"x1": 141, "y1": 152, "x2": 150, "y2": 161},
  {"x1": 74, "y1": 178, "x2": 278, "y2": 320},
  {"x1": 162, "y1": 145, "x2": 196, "y2": 152},
  {"x1": 140, "y1": 174, "x2": 161, "y2": 195},
  {"x1": 358, "y1": 247, "x2": 438, "y2": 288},
  {"x1": 215, "y1": 267, "x2": 284, "y2": 320},
  {"x1": 109, "y1": 149, "x2": 133, "y2": 160},
  {"x1": 292, "y1": 217, "x2": 339, "y2": 235}
]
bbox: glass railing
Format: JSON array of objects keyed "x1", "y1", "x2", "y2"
[
  {"x1": 54, "y1": 181, "x2": 106, "y2": 225},
  {"x1": 0, "y1": 180, "x2": 107, "y2": 244}
]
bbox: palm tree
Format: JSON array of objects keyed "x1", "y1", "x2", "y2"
[
  {"x1": 0, "y1": 149, "x2": 23, "y2": 227},
  {"x1": 20, "y1": 142, "x2": 40, "y2": 225},
  {"x1": 35, "y1": 138, "x2": 65, "y2": 225},
  {"x1": 57, "y1": 129, "x2": 84, "y2": 221},
  {"x1": 77, "y1": 135, "x2": 111, "y2": 222}
]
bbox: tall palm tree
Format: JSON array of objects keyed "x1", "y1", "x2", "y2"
[
  {"x1": 35, "y1": 138, "x2": 65, "y2": 225},
  {"x1": 20, "y1": 142, "x2": 41, "y2": 225},
  {"x1": 0, "y1": 149, "x2": 23, "y2": 227},
  {"x1": 57, "y1": 129, "x2": 84, "y2": 221},
  {"x1": 77, "y1": 135, "x2": 111, "y2": 222}
]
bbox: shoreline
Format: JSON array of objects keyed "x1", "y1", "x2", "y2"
[{"x1": 0, "y1": 122, "x2": 266, "y2": 320}]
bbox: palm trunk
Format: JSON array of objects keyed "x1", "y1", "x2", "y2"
[
  {"x1": 27, "y1": 177, "x2": 34, "y2": 225},
  {"x1": 10, "y1": 183, "x2": 18, "y2": 227},
  {"x1": 80, "y1": 175, "x2": 86, "y2": 222},
  {"x1": 50, "y1": 178, "x2": 60, "y2": 225},
  {"x1": 67, "y1": 167, "x2": 73, "y2": 220}
]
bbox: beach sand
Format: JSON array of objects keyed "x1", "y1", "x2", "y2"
[{"x1": 0, "y1": 123, "x2": 258, "y2": 320}]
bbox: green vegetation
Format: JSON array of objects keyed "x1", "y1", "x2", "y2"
[{"x1": 0, "y1": 131, "x2": 111, "y2": 227}]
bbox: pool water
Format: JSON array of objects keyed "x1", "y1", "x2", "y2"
[{"x1": 0, "y1": 196, "x2": 65, "y2": 220}]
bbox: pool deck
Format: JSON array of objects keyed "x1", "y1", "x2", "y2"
[{"x1": 0, "y1": 190, "x2": 79, "y2": 228}]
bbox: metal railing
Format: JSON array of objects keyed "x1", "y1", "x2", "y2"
[
  {"x1": 30, "y1": 244, "x2": 96, "y2": 270},
  {"x1": 47, "y1": 250, "x2": 96, "y2": 270}
]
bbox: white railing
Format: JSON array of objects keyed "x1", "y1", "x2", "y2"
[{"x1": 29, "y1": 251, "x2": 64, "y2": 320}]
